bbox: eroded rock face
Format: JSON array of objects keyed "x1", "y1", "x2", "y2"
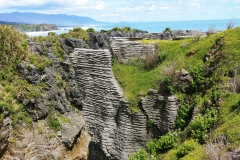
[
  {"x1": 141, "y1": 89, "x2": 179, "y2": 136},
  {"x1": 110, "y1": 37, "x2": 155, "y2": 63},
  {"x1": 69, "y1": 49, "x2": 179, "y2": 160},
  {"x1": 0, "y1": 116, "x2": 12, "y2": 158},
  {"x1": 2, "y1": 111, "x2": 90, "y2": 160}
]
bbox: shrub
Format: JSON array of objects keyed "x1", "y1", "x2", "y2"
[
  {"x1": 175, "y1": 100, "x2": 192, "y2": 130},
  {"x1": 147, "y1": 118, "x2": 154, "y2": 127},
  {"x1": 189, "y1": 109, "x2": 217, "y2": 142},
  {"x1": 176, "y1": 139, "x2": 200, "y2": 158},
  {"x1": 226, "y1": 18, "x2": 235, "y2": 30},
  {"x1": 147, "y1": 131, "x2": 181, "y2": 155},
  {"x1": 189, "y1": 65, "x2": 205, "y2": 93},
  {"x1": 0, "y1": 25, "x2": 28, "y2": 67},
  {"x1": 144, "y1": 52, "x2": 160, "y2": 70},
  {"x1": 28, "y1": 53, "x2": 52, "y2": 70},
  {"x1": 86, "y1": 28, "x2": 95, "y2": 33},
  {"x1": 206, "y1": 25, "x2": 216, "y2": 36},
  {"x1": 69, "y1": 27, "x2": 89, "y2": 40},
  {"x1": 47, "y1": 114, "x2": 61, "y2": 132},
  {"x1": 147, "y1": 139, "x2": 157, "y2": 155},
  {"x1": 129, "y1": 149, "x2": 149, "y2": 160}
]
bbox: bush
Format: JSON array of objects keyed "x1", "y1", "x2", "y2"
[
  {"x1": 189, "y1": 109, "x2": 217, "y2": 142},
  {"x1": 175, "y1": 100, "x2": 192, "y2": 130},
  {"x1": 147, "y1": 131, "x2": 180, "y2": 155},
  {"x1": 206, "y1": 25, "x2": 216, "y2": 36},
  {"x1": 226, "y1": 18, "x2": 235, "y2": 30},
  {"x1": 129, "y1": 149, "x2": 149, "y2": 160},
  {"x1": 28, "y1": 53, "x2": 52, "y2": 70},
  {"x1": 69, "y1": 27, "x2": 89, "y2": 40},
  {"x1": 0, "y1": 25, "x2": 28, "y2": 67},
  {"x1": 144, "y1": 52, "x2": 159, "y2": 70},
  {"x1": 176, "y1": 139, "x2": 200, "y2": 158},
  {"x1": 86, "y1": 28, "x2": 95, "y2": 33},
  {"x1": 189, "y1": 65, "x2": 205, "y2": 93},
  {"x1": 47, "y1": 114, "x2": 61, "y2": 132}
]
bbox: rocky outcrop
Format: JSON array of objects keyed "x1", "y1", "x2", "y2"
[
  {"x1": 141, "y1": 89, "x2": 179, "y2": 136},
  {"x1": 68, "y1": 48, "x2": 179, "y2": 159},
  {"x1": 87, "y1": 32, "x2": 109, "y2": 49},
  {"x1": 69, "y1": 49, "x2": 152, "y2": 159},
  {"x1": 28, "y1": 42, "x2": 44, "y2": 55},
  {"x1": 2, "y1": 110, "x2": 90, "y2": 160},
  {"x1": 110, "y1": 37, "x2": 155, "y2": 63},
  {"x1": 108, "y1": 30, "x2": 206, "y2": 40},
  {"x1": 0, "y1": 114, "x2": 12, "y2": 158},
  {"x1": 171, "y1": 30, "x2": 206, "y2": 39},
  {"x1": 60, "y1": 38, "x2": 86, "y2": 54},
  {"x1": 37, "y1": 24, "x2": 58, "y2": 31},
  {"x1": 1, "y1": 50, "x2": 90, "y2": 159}
]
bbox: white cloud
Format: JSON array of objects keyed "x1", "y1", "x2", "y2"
[
  {"x1": 92, "y1": 1, "x2": 105, "y2": 10},
  {"x1": 149, "y1": 5, "x2": 156, "y2": 11}
]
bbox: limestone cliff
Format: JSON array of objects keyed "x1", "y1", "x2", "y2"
[
  {"x1": 110, "y1": 37, "x2": 155, "y2": 63},
  {"x1": 1, "y1": 35, "x2": 180, "y2": 160},
  {"x1": 68, "y1": 49, "x2": 179, "y2": 160}
]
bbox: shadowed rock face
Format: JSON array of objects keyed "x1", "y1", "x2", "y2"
[{"x1": 69, "y1": 49, "x2": 179, "y2": 160}]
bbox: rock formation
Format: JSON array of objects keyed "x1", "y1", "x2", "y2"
[
  {"x1": 110, "y1": 37, "x2": 155, "y2": 63},
  {"x1": 141, "y1": 89, "x2": 179, "y2": 136},
  {"x1": 1, "y1": 32, "x2": 182, "y2": 160},
  {"x1": 68, "y1": 48, "x2": 179, "y2": 159},
  {"x1": 0, "y1": 114, "x2": 12, "y2": 158}
]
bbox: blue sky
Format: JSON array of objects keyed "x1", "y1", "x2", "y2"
[{"x1": 0, "y1": 0, "x2": 239, "y2": 22}]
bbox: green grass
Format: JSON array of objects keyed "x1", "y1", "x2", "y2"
[
  {"x1": 60, "y1": 115, "x2": 71, "y2": 124},
  {"x1": 115, "y1": 27, "x2": 240, "y2": 159},
  {"x1": 112, "y1": 63, "x2": 160, "y2": 111}
]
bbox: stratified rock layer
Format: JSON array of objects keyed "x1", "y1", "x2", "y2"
[
  {"x1": 69, "y1": 49, "x2": 179, "y2": 160},
  {"x1": 141, "y1": 89, "x2": 179, "y2": 135},
  {"x1": 110, "y1": 37, "x2": 155, "y2": 63}
]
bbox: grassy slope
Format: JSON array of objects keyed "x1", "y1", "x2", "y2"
[{"x1": 112, "y1": 27, "x2": 240, "y2": 159}]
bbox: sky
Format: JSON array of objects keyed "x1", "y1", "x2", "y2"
[{"x1": 0, "y1": 0, "x2": 240, "y2": 22}]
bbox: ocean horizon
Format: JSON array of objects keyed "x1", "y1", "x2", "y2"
[{"x1": 26, "y1": 19, "x2": 240, "y2": 36}]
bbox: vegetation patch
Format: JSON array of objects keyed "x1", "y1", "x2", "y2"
[{"x1": 47, "y1": 114, "x2": 61, "y2": 132}]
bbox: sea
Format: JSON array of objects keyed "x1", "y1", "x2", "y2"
[{"x1": 25, "y1": 19, "x2": 240, "y2": 37}]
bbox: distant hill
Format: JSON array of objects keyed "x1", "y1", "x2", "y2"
[
  {"x1": 0, "y1": 21, "x2": 18, "y2": 25},
  {"x1": 0, "y1": 12, "x2": 104, "y2": 26}
]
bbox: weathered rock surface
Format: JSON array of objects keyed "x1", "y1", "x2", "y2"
[
  {"x1": 108, "y1": 30, "x2": 206, "y2": 40},
  {"x1": 2, "y1": 110, "x2": 90, "y2": 160},
  {"x1": 141, "y1": 89, "x2": 179, "y2": 135},
  {"x1": 69, "y1": 48, "x2": 179, "y2": 160},
  {"x1": 0, "y1": 115, "x2": 12, "y2": 158},
  {"x1": 1, "y1": 51, "x2": 90, "y2": 159},
  {"x1": 87, "y1": 32, "x2": 109, "y2": 49},
  {"x1": 28, "y1": 42, "x2": 44, "y2": 55},
  {"x1": 110, "y1": 37, "x2": 155, "y2": 63},
  {"x1": 60, "y1": 38, "x2": 86, "y2": 54}
]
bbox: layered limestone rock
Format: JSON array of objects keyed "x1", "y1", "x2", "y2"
[
  {"x1": 69, "y1": 49, "x2": 152, "y2": 159},
  {"x1": 69, "y1": 48, "x2": 179, "y2": 160},
  {"x1": 141, "y1": 90, "x2": 179, "y2": 135},
  {"x1": 110, "y1": 37, "x2": 155, "y2": 63}
]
